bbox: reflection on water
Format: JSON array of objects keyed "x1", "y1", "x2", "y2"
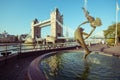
[
  {"x1": 41, "y1": 54, "x2": 62, "y2": 79},
  {"x1": 40, "y1": 52, "x2": 120, "y2": 80},
  {"x1": 80, "y1": 61, "x2": 90, "y2": 80}
]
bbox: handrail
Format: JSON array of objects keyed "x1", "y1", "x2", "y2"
[{"x1": 0, "y1": 42, "x2": 77, "y2": 57}]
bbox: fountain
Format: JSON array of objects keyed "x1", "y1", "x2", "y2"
[
  {"x1": 40, "y1": 51, "x2": 120, "y2": 80},
  {"x1": 27, "y1": 4, "x2": 120, "y2": 80}
]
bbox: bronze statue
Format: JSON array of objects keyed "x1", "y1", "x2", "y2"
[{"x1": 74, "y1": 7, "x2": 102, "y2": 59}]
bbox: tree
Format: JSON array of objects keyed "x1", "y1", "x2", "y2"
[{"x1": 104, "y1": 23, "x2": 120, "y2": 45}]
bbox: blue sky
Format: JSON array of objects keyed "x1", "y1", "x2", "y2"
[{"x1": 0, "y1": 0, "x2": 120, "y2": 37}]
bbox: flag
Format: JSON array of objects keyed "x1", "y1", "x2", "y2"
[{"x1": 116, "y1": 1, "x2": 119, "y2": 12}]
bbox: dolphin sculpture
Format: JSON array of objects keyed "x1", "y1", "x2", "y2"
[{"x1": 74, "y1": 7, "x2": 102, "y2": 59}]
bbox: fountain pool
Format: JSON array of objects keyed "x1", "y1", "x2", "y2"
[{"x1": 40, "y1": 51, "x2": 120, "y2": 80}]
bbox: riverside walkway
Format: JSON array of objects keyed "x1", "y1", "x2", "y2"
[
  {"x1": 0, "y1": 42, "x2": 77, "y2": 80},
  {"x1": 0, "y1": 43, "x2": 120, "y2": 80}
]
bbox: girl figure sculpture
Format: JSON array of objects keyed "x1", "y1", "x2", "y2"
[{"x1": 74, "y1": 7, "x2": 102, "y2": 59}]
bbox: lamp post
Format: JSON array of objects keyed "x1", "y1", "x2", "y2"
[{"x1": 115, "y1": 0, "x2": 119, "y2": 45}]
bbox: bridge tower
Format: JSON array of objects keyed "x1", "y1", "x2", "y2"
[
  {"x1": 30, "y1": 8, "x2": 63, "y2": 43},
  {"x1": 50, "y1": 8, "x2": 63, "y2": 38},
  {"x1": 31, "y1": 18, "x2": 41, "y2": 39}
]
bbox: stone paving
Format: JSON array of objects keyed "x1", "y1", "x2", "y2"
[
  {"x1": 103, "y1": 45, "x2": 120, "y2": 56},
  {"x1": 0, "y1": 56, "x2": 37, "y2": 80}
]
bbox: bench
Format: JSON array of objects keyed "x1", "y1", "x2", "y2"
[{"x1": 1, "y1": 52, "x2": 11, "y2": 56}]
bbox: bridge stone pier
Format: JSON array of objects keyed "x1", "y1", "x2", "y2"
[{"x1": 31, "y1": 8, "x2": 63, "y2": 43}]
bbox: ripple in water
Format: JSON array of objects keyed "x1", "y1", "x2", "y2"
[{"x1": 40, "y1": 51, "x2": 120, "y2": 80}]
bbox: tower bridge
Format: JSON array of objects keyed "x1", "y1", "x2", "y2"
[{"x1": 27, "y1": 8, "x2": 64, "y2": 44}]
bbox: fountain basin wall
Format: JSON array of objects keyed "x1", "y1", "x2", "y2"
[
  {"x1": 28, "y1": 44, "x2": 120, "y2": 80},
  {"x1": 26, "y1": 46, "x2": 78, "y2": 80},
  {"x1": 27, "y1": 52, "x2": 58, "y2": 80},
  {"x1": 27, "y1": 49, "x2": 120, "y2": 80}
]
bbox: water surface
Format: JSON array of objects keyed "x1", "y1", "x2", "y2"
[{"x1": 40, "y1": 51, "x2": 120, "y2": 80}]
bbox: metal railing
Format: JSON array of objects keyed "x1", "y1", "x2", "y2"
[{"x1": 0, "y1": 42, "x2": 77, "y2": 57}]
